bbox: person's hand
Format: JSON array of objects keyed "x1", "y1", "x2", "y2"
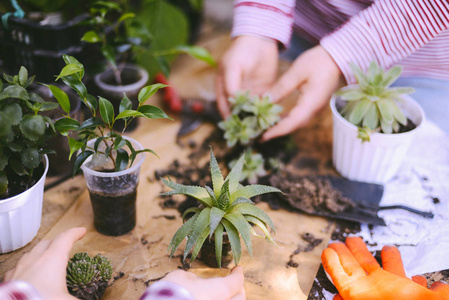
[
  {"x1": 322, "y1": 236, "x2": 449, "y2": 300},
  {"x1": 4, "y1": 227, "x2": 87, "y2": 300},
  {"x1": 262, "y1": 45, "x2": 344, "y2": 141},
  {"x1": 216, "y1": 35, "x2": 279, "y2": 119},
  {"x1": 162, "y1": 266, "x2": 245, "y2": 300}
]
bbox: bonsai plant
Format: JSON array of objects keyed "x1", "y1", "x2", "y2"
[
  {"x1": 0, "y1": 66, "x2": 59, "y2": 252},
  {"x1": 48, "y1": 55, "x2": 172, "y2": 236},
  {"x1": 162, "y1": 148, "x2": 281, "y2": 268},
  {"x1": 330, "y1": 61, "x2": 425, "y2": 183},
  {"x1": 218, "y1": 91, "x2": 282, "y2": 183},
  {"x1": 67, "y1": 252, "x2": 113, "y2": 300}
]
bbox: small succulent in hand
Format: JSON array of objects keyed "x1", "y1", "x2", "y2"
[
  {"x1": 162, "y1": 148, "x2": 281, "y2": 268},
  {"x1": 336, "y1": 61, "x2": 414, "y2": 139},
  {"x1": 229, "y1": 150, "x2": 266, "y2": 184},
  {"x1": 218, "y1": 91, "x2": 282, "y2": 147},
  {"x1": 66, "y1": 252, "x2": 113, "y2": 300}
]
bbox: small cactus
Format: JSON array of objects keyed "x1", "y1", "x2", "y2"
[{"x1": 66, "y1": 252, "x2": 112, "y2": 300}]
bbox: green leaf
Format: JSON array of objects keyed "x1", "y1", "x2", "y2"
[
  {"x1": 61, "y1": 76, "x2": 88, "y2": 98},
  {"x1": 229, "y1": 197, "x2": 254, "y2": 209},
  {"x1": 81, "y1": 31, "x2": 101, "y2": 43},
  {"x1": 362, "y1": 102, "x2": 379, "y2": 130},
  {"x1": 116, "y1": 110, "x2": 144, "y2": 120},
  {"x1": 214, "y1": 223, "x2": 224, "y2": 269},
  {"x1": 204, "y1": 185, "x2": 217, "y2": 206},
  {"x1": 380, "y1": 117, "x2": 393, "y2": 134},
  {"x1": 0, "y1": 171, "x2": 7, "y2": 195},
  {"x1": 10, "y1": 158, "x2": 28, "y2": 176},
  {"x1": 46, "y1": 84, "x2": 70, "y2": 114},
  {"x1": 2, "y1": 103, "x2": 22, "y2": 125},
  {"x1": 348, "y1": 100, "x2": 373, "y2": 126},
  {"x1": 85, "y1": 94, "x2": 98, "y2": 111},
  {"x1": 72, "y1": 151, "x2": 94, "y2": 177},
  {"x1": 119, "y1": 94, "x2": 132, "y2": 113},
  {"x1": 226, "y1": 153, "x2": 245, "y2": 194},
  {"x1": 376, "y1": 99, "x2": 394, "y2": 124},
  {"x1": 137, "y1": 84, "x2": 168, "y2": 104},
  {"x1": 224, "y1": 212, "x2": 253, "y2": 257},
  {"x1": 18, "y1": 66, "x2": 28, "y2": 86},
  {"x1": 217, "y1": 179, "x2": 230, "y2": 211},
  {"x1": 230, "y1": 185, "x2": 281, "y2": 203},
  {"x1": 168, "y1": 213, "x2": 199, "y2": 256},
  {"x1": 190, "y1": 226, "x2": 209, "y2": 262},
  {"x1": 209, "y1": 148, "x2": 224, "y2": 198},
  {"x1": 20, "y1": 115, "x2": 46, "y2": 141},
  {"x1": 20, "y1": 147, "x2": 40, "y2": 169},
  {"x1": 99, "y1": 97, "x2": 114, "y2": 124},
  {"x1": 382, "y1": 66, "x2": 402, "y2": 87},
  {"x1": 55, "y1": 118, "x2": 80, "y2": 131},
  {"x1": 0, "y1": 85, "x2": 29, "y2": 101},
  {"x1": 113, "y1": 137, "x2": 126, "y2": 150},
  {"x1": 39, "y1": 102, "x2": 59, "y2": 112},
  {"x1": 184, "y1": 207, "x2": 211, "y2": 260},
  {"x1": 0, "y1": 79, "x2": 3, "y2": 93},
  {"x1": 232, "y1": 203, "x2": 275, "y2": 233},
  {"x1": 115, "y1": 148, "x2": 129, "y2": 171},
  {"x1": 182, "y1": 207, "x2": 201, "y2": 222},
  {"x1": 77, "y1": 117, "x2": 104, "y2": 131},
  {"x1": 209, "y1": 207, "x2": 226, "y2": 238},
  {"x1": 391, "y1": 101, "x2": 407, "y2": 126},
  {"x1": 161, "y1": 178, "x2": 212, "y2": 206},
  {"x1": 175, "y1": 45, "x2": 216, "y2": 67},
  {"x1": 118, "y1": 12, "x2": 135, "y2": 23},
  {"x1": 0, "y1": 111, "x2": 12, "y2": 136},
  {"x1": 350, "y1": 63, "x2": 368, "y2": 88},
  {"x1": 221, "y1": 219, "x2": 242, "y2": 265},
  {"x1": 56, "y1": 63, "x2": 83, "y2": 81},
  {"x1": 68, "y1": 137, "x2": 84, "y2": 160},
  {"x1": 138, "y1": 105, "x2": 172, "y2": 120},
  {"x1": 245, "y1": 215, "x2": 276, "y2": 245},
  {"x1": 0, "y1": 150, "x2": 10, "y2": 169}
]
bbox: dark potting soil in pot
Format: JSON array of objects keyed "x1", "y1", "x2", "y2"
[
  {"x1": 89, "y1": 169, "x2": 138, "y2": 236},
  {"x1": 200, "y1": 234, "x2": 233, "y2": 268},
  {"x1": 0, "y1": 163, "x2": 45, "y2": 200}
]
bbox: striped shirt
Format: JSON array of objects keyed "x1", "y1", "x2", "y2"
[{"x1": 231, "y1": 0, "x2": 449, "y2": 84}]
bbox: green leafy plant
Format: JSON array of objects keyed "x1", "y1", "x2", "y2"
[
  {"x1": 336, "y1": 61, "x2": 415, "y2": 141},
  {"x1": 47, "y1": 55, "x2": 171, "y2": 176},
  {"x1": 81, "y1": 0, "x2": 216, "y2": 81},
  {"x1": 162, "y1": 148, "x2": 281, "y2": 268},
  {"x1": 0, "y1": 67, "x2": 59, "y2": 198},
  {"x1": 229, "y1": 150, "x2": 266, "y2": 185},
  {"x1": 218, "y1": 91, "x2": 282, "y2": 148},
  {"x1": 66, "y1": 252, "x2": 113, "y2": 300}
]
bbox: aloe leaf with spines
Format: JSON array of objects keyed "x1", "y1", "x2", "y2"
[
  {"x1": 48, "y1": 55, "x2": 172, "y2": 176},
  {"x1": 162, "y1": 148, "x2": 281, "y2": 268},
  {"x1": 336, "y1": 61, "x2": 415, "y2": 137},
  {"x1": 66, "y1": 252, "x2": 113, "y2": 300}
]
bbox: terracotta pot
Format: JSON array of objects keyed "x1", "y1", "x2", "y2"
[
  {"x1": 330, "y1": 93, "x2": 425, "y2": 183},
  {"x1": 200, "y1": 233, "x2": 233, "y2": 268}
]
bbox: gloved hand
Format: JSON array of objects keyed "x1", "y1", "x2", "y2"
[{"x1": 322, "y1": 236, "x2": 449, "y2": 300}]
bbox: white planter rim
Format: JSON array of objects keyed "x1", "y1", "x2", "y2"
[
  {"x1": 81, "y1": 136, "x2": 145, "y2": 178},
  {"x1": 0, "y1": 155, "x2": 49, "y2": 212},
  {"x1": 94, "y1": 64, "x2": 149, "y2": 94},
  {"x1": 330, "y1": 93, "x2": 425, "y2": 138}
]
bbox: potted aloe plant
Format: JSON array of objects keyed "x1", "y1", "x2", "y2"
[
  {"x1": 218, "y1": 91, "x2": 283, "y2": 183},
  {"x1": 162, "y1": 148, "x2": 281, "y2": 268},
  {"x1": 330, "y1": 61, "x2": 425, "y2": 183},
  {"x1": 47, "y1": 55, "x2": 171, "y2": 236},
  {"x1": 0, "y1": 66, "x2": 59, "y2": 253}
]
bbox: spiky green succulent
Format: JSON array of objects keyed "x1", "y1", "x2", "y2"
[
  {"x1": 336, "y1": 61, "x2": 414, "y2": 138},
  {"x1": 218, "y1": 91, "x2": 282, "y2": 147},
  {"x1": 66, "y1": 252, "x2": 112, "y2": 300},
  {"x1": 162, "y1": 148, "x2": 281, "y2": 268},
  {"x1": 229, "y1": 150, "x2": 266, "y2": 184}
]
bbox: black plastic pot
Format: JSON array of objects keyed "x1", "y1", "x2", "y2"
[{"x1": 200, "y1": 233, "x2": 233, "y2": 268}]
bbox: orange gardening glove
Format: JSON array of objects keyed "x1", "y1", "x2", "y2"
[{"x1": 321, "y1": 237, "x2": 449, "y2": 300}]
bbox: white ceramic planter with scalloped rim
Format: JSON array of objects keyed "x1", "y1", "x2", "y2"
[
  {"x1": 330, "y1": 94, "x2": 424, "y2": 184},
  {"x1": 0, "y1": 155, "x2": 48, "y2": 253}
]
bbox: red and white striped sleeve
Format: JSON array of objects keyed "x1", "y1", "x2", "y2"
[
  {"x1": 231, "y1": 0, "x2": 295, "y2": 47},
  {"x1": 0, "y1": 281, "x2": 43, "y2": 300},
  {"x1": 320, "y1": 0, "x2": 449, "y2": 84}
]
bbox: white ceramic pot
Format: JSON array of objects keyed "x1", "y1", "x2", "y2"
[
  {"x1": 0, "y1": 155, "x2": 49, "y2": 253},
  {"x1": 330, "y1": 94, "x2": 424, "y2": 184}
]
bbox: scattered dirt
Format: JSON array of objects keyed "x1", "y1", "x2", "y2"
[
  {"x1": 287, "y1": 233, "x2": 323, "y2": 268},
  {"x1": 268, "y1": 173, "x2": 355, "y2": 215}
]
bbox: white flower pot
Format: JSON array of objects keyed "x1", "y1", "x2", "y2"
[
  {"x1": 0, "y1": 155, "x2": 49, "y2": 253},
  {"x1": 330, "y1": 94, "x2": 424, "y2": 183}
]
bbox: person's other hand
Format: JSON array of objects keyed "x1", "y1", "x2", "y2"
[
  {"x1": 262, "y1": 45, "x2": 344, "y2": 141},
  {"x1": 162, "y1": 265, "x2": 245, "y2": 300},
  {"x1": 322, "y1": 236, "x2": 449, "y2": 300},
  {"x1": 4, "y1": 227, "x2": 87, "y2": 300},
  {"x1": 216, "y1": 35, "x2": 279, "y2": 119}
]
